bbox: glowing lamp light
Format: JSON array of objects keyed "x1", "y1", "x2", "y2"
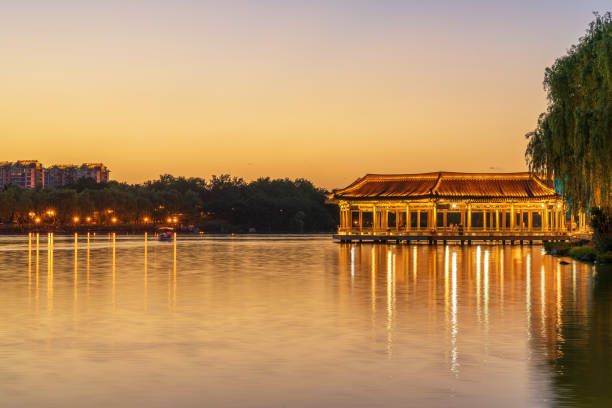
[
  {"x1": 143, "y1": 217, "x2": 150, "y2": 223},
  {"x1": 46, "y1": 210, "x2": 55, "y2": 216},
  {"x1": 73, "y1": 216, "x2": 80, "y2": 223},
  {"x1": 451, "y1": 203, "x2": 457, "y2": 208},
  {"x1": 111, "y1": 217, "x2": 118, "y2": 224},
  {"x1": 166, "y1": 217, "x2": 172, "y2": 223},
  {"x1": 35, "y1": 217, "x2": 41, "y2": 224},
  {"x1": 86, "y1": 217, "x2": 92, "y2": 222}
]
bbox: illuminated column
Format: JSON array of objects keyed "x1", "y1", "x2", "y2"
[
  {"x1": 443, "y1": 210, "x2": 447, "y2": 230},
  {"x1": 495, "y1": 209, "x2": 499, "y2": 231},
  {"x1": 432, "y1": 203, "x2": 437, "y2": 231},
  {"x1": 358, "y1": 209, "x2": 363, "y2": 231},
  {"x1": 372, "y1": 205, "x2": 377, "y2": 233},
  {"x1": 483, "y1": 209, "x2": 487, "y2": 231},
  {"x1": 570, "y1": 214, "x2": 575, "y2": 232},
  {"x1": 561, "y1": 206, "x2": 566, "y2": 231},
  {"x1": 460, "y1": 206, "x2": 465, "y2": 226},
  {"x1": 467, "y1": 204, "x2": 472, "y2": 232},
  {"x1": 406, "y1": 205, "x2": 410, "y2": 232},
  {"x1": 416, "y1": 210, "x2": 421, "y2": 231},
  {"x1": 542, "y1": 208, "x2": 546, "y2": 232},
  {"x1": 510, "y1": 204, "x2": 515, "y2": 230}
]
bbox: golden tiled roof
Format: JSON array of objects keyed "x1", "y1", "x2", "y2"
[{"x1": 329, "y1": 172, "x2": 558, "y2": 201}]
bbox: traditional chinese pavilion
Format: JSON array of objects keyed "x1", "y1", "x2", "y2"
[{"x1": 327, "y1": 172, "x2": 585, "y2": 243}]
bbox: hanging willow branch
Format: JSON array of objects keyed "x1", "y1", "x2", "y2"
[{"x1": 525, "y1": 12, "x2": 612, "y2": 214}]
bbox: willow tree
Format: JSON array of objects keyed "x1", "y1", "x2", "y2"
[{"x1": 525, "y1": 12, "x2": 612, "y2": 216}]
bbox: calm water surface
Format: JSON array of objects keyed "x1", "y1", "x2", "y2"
[{"x1": 1, "y1": 234, "x2": 611, "y2": 407}]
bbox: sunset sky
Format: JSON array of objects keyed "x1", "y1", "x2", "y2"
[{"x1": 1, "y1": 1, "x2": 608, "y2": 189}]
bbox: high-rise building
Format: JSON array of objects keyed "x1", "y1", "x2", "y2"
[
  {"x1": 44, "y1": 163, "x2": 110, "y2": 188},
  {"x1": 0, "y1": 161, "x2": 110, "y2": 189},
  {"x1": 77, "y1": 163, "x2": 110, "y2": 183},
  {"x1": 44, "y1": 164, "x2": 78, "y2": 188},
  {"x1": 0, "y1": 160, "x2": 44, "y2": 189}
]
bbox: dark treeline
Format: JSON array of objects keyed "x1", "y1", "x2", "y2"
[{"x1": 0, "y1": 175, "x2": 338, "y2": 233}]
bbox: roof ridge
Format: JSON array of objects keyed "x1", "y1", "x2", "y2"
[{"x1": 431, "y1": 171, "x2": 443, "y2": 195}]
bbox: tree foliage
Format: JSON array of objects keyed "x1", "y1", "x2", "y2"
[
  {"x1": 0, "y1": 175, "x2": 338, "y2": 233},
  {"x1": 525, "y1": 12, "x2": 612, "y2": 213}
]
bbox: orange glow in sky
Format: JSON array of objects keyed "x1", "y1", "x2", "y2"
[{"x1": 0, "y1": 1, "x2": 607, "y2": 188}]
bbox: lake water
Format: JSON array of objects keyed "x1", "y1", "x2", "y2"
[{"x1": 0, "y1": 234, "x2": 611, "y2": 407}]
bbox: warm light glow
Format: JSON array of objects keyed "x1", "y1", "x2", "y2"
[
  {"x1": 1, "y1": 3, "x2": 600, "y2": 186},
  {"x1": 86, "y1": 217, "x2": 92, "y2": 222},
  {"x1": 143, "y1": 217, "x2": 150, "y2": 223},
  {"x1": 166, "y1": 217, "x2": 172, "y2": 223},
  {"x1": 46, "y1": 210, "x2": 55, "y2": 216},
  {"x1": 35, "y1": 217, "x2": 41, "y2": 224},
  {"x1": 451, "y1": 203, "x2": 457, "y2": 208},
  {"x1": 111, "y1": 217, "x2": 118, "y2": 223},
  {"x1": 73, "y1": 216, "x2": 80, "y2": 223}
]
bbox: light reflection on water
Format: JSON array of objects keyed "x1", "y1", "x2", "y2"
[{"x1": 0, "y1": 234, "x2": 610, "y2": 407}]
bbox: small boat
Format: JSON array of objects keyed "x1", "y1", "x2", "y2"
[
  {"x1": 159, "y1": 231, "x2": 173, "y2": 241},
  {"x1": 158, "y1": 227, "x2": 175, "y2": 241}
]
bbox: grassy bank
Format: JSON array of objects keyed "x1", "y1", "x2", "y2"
[{"x1": 544, "y1": 241, "x2": 612, "y2": 264}]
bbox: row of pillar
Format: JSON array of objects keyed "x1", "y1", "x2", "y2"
[{"x1": 340, "y1": 204, "x2": 575, "y2": 233}]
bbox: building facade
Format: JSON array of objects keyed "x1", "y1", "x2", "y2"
[
  {"x1": 328, "y1": 172, "x2": 587, "y2": 242},
  {"x1": 0, "y1": 160, "x2": 44, "y2": 189},
  {"x1": 1, "y1": 161, "x2": 110, "y2": 189},
  {"x1": 76, "y1": 163, "x2": 110, "y2": 184},
  {"x1": 44, "y1": 164, "x2": 78, "y2": 188}
]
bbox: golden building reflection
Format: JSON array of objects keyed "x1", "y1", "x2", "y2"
[
  {"x1": 144, "y1": 232, "x2": 148, "y2": 311},
  {"x1": 74, "y1": 233, "x2": 78, "y2": 306},
  {"x1": 47, "y1": 233, "x2": 54, "y2": 312},
  {"x1": 337, "y1": 243, "x2": 597, "y2": 379},
  {"x1": 112, "y1": 232, "x2": 116, "y2": 310},
  {"x1": 36, "y1": 233, "x2": 40, "y2": 310}
]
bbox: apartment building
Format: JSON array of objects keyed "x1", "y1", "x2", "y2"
[
  {"x1": 1, "y1": 161, "x2": 110, "y2": 189},
  {"x1": 0, "y1": 160, "x2": 44, "y2": 188},
  {"x1": 44, "y1": 164, "x2": 78, "y2": 188},
  {"x1": 77, "y1": 163, "x2": 110, "y2": 183}
]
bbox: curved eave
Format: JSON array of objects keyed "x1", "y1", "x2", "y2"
[{"x1": 330, "y1": 194, "x2": 560, "y2": 202}]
